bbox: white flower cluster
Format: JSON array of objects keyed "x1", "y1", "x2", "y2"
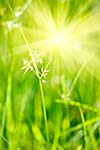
[{"x1": 22, "y1": 50, "x2": 49, "y2": 83}]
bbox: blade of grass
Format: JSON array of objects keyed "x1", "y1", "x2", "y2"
[
  {"x1": 67, "y1": 55, "x2": 93, "y2": 97},
  {"x1": 0, "y1": 69, "x2": 15, "y2": 149},
  {"x1": 6, "y1": 71, "x2": 15, "y2": 150},
  {"x1": 0, "y1": 134, "x2": 9, "y2": 145},
  {"x1": 78, "y1": 106, "x2": 87, "y2": 149},
  {"x1": 56, "y1": 99, "x2": 100, "y2": 113},
  {"x1": 51, "y1": 127, "x2": 60, "y2": 150},
  {"x1": 61, "y1": 116, "x2": 100, "y2": 136},
  {"x1": 88, "y1": 125, "x2": 98, "y2": 149}
]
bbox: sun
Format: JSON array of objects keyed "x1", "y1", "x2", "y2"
[{"x1": 50, "y1": 30, "x2": 67, "y2": 50}]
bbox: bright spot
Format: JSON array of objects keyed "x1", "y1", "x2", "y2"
[{"x1": 51, "y1": 30, "x2": 67, "y2": 50}]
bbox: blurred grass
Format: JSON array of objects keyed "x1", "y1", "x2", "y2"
[{"x1": 0, "y1": 0, "x2": 100, "y2": 150}]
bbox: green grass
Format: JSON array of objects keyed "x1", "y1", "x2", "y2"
[{"x1": 0, "y1": 0, "x2": 100, "y2": 150}]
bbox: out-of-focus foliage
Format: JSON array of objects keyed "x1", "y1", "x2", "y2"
[{"x1": 0, "y1": 0, "x2": 100, "y2": 150}]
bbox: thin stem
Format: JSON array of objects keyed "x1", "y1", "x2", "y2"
[
  {"x1": 39, "y1": 80, "x2": 49, "y2": 143},
  {"x1": 6, "y1": 0, "x2": 49, "y2": 143},
  {"x1": 78, "y1": 106, "x2": 87, "y2": 150},
  {"x1": 56, "y1": 99, "x2": 99, "y2": 113},
  {"x1": 19, "y1": 26, "x2": 49, "y2": 144},
  {"x1": 67, "y1": 55, "x2": 93, "y2": 97}
]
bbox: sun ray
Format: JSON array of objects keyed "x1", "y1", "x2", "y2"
[{"x1": 7, "y1": 0, "x2": 100, "y2": 80}]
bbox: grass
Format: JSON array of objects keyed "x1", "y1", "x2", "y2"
[{"x1": 0, "y1": 0, "x2": 100, "y2": 150}]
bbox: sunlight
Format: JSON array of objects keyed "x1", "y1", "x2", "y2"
[{"x1": 50, "y1": 30, "x2": 67, "y2": 50}]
